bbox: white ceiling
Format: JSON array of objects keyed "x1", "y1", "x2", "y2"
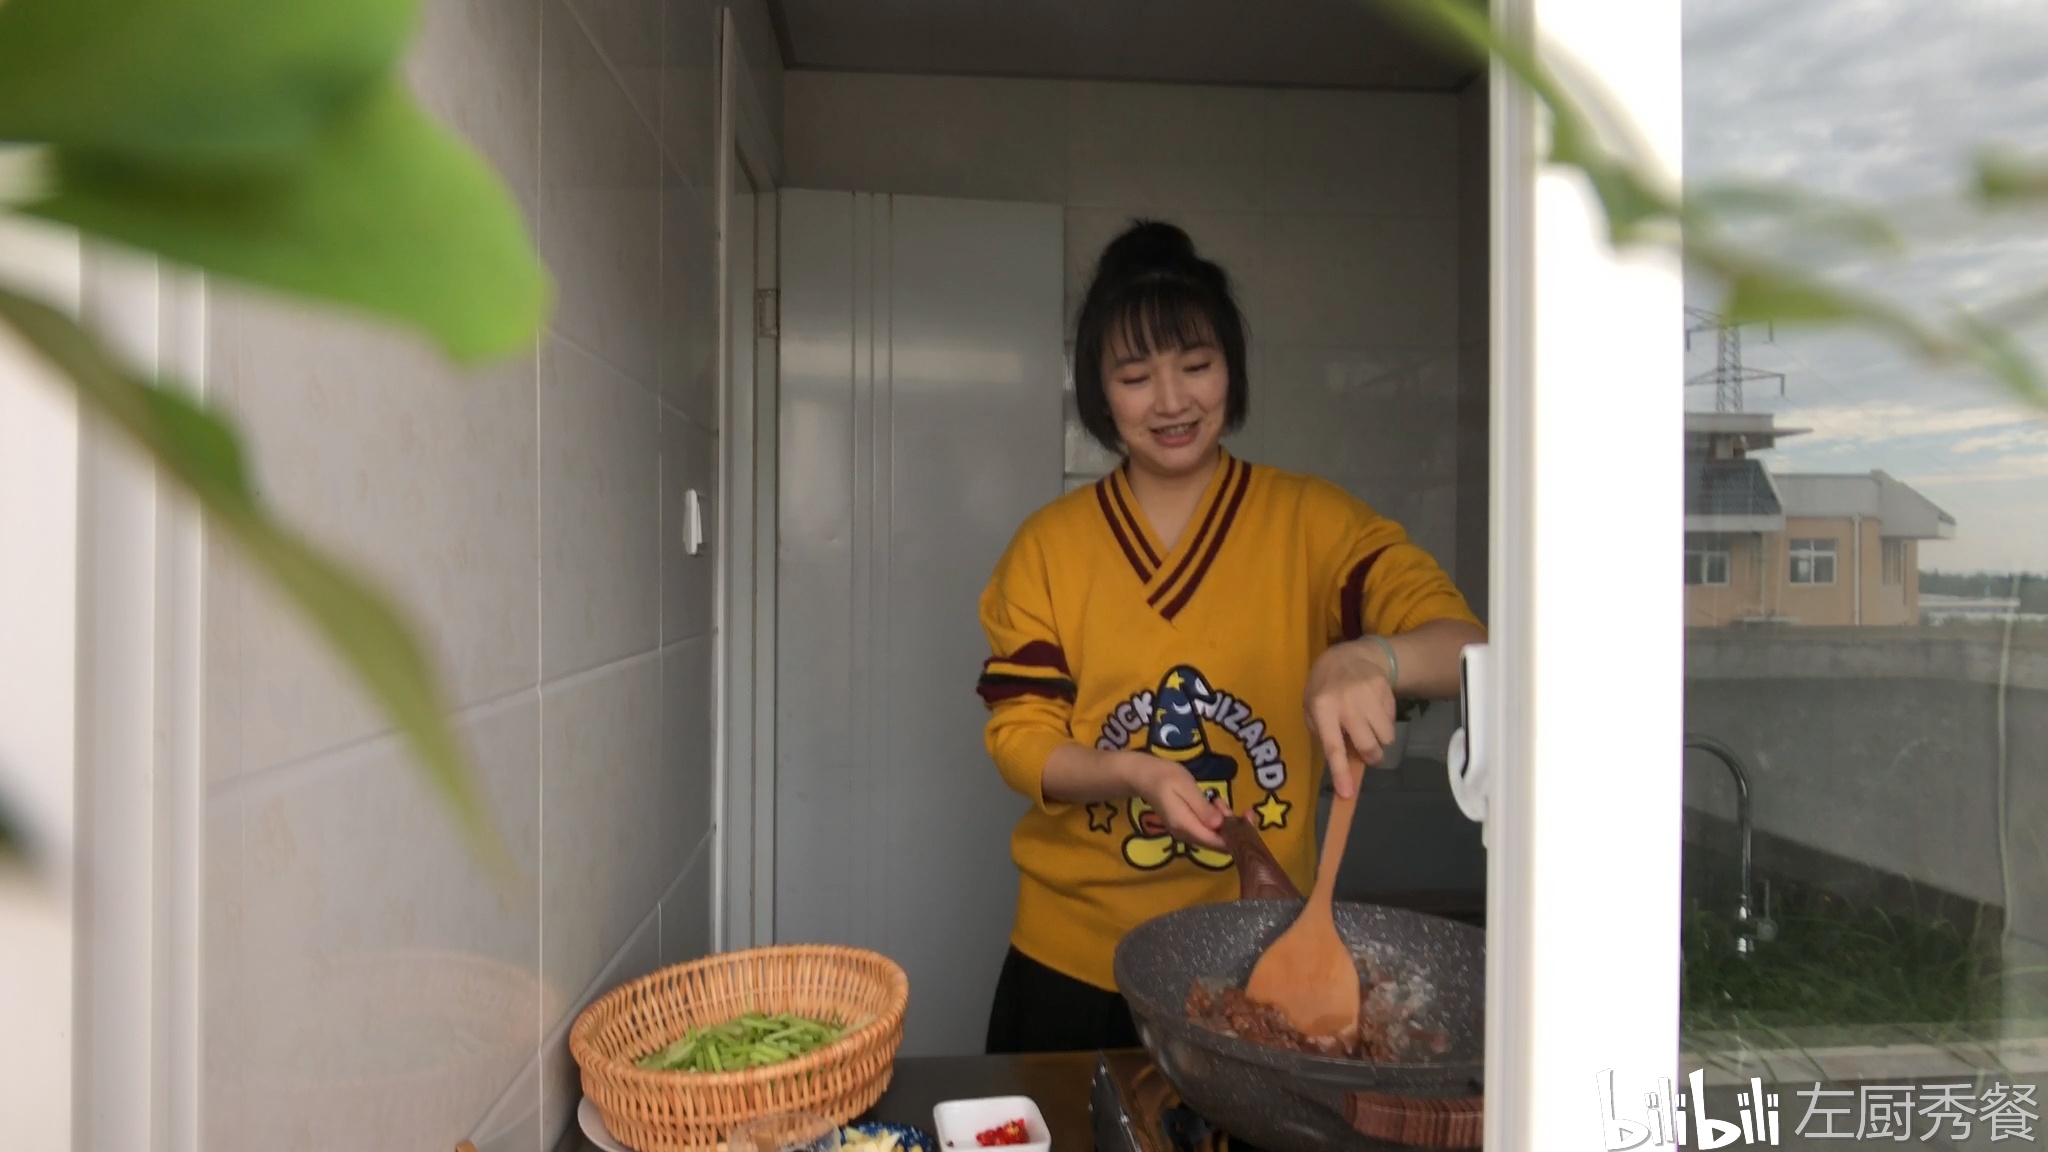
[{"x1": 770, "y1": 0, "x2": 1480, "y2": 92}]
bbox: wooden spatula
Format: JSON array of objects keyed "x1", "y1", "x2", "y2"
[
  {"x1": 1220, "y1": 813, "x2": 1303, "y2": 902},
  {"x1": 1245, "y1": 754, "x2": 1364, "y2": 1038}
]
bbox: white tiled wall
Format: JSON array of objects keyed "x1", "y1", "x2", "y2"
[
  {"x1": 785, "y1": 72, "x2": 1473, "y2": 585},
  {"x1": 786, "y1": 72, "x2": 1489, "y2": 827},
  {"x1": 199, "y1": 2, "x2": 773, "y2": 1149}
]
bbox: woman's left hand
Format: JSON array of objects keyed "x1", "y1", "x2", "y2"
[{"x1": 1304, "y1": 639, "x2": 1398, "y2": 799}]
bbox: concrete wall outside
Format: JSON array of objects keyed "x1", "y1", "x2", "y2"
[{"x1": 1685, "y1": 627, "x2": 2048, "y2": 952}]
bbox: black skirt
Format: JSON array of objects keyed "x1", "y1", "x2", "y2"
[{"x1": 984, "y1": 946, "x2": 1142, "y2": 1054}]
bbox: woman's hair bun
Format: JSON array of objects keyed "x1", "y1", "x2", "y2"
[{"x1": 1095, "y1": 219, "x2": 1198, "y2": 276}]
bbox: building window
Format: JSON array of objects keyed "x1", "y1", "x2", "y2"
[
  {"x1": 1685, "y1": 534, "x2": 1731, "y2": 586},
  {"x1": 1882, "y1": 539, "x2": 1905, "y2": 585},
  {"x1": 1790, "y1": 538, "x2": 1837, "y2": 585}
]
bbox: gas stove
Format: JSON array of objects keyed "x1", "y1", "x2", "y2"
[
  {"x1": 1091, "y1": 1050, "x2": 1273, "y2": 1152},
  {"x1": 1090, "y1": 1048, "x2": 1482, "y2": 1152}
]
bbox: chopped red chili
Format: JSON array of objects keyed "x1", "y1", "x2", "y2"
[{"x1": 974, "y1": 1119, "x2": 1029, "y2": 1146}]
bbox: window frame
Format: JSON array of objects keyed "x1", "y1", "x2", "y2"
[
  {"x1": 1485, "y1": 0, "x2": 1683, "y2": 1144},
  {"x1": 1684, "y1": 534, "x2": 1732, "y2": 586},
  {"x1": 1789, "y1": 536, "x2": 1839, "y2": 586}
]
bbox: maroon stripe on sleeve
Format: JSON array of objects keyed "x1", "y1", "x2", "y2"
[
  {"x1": 1160, "y1": 462, "x2": 1253, "y2": 621},
  {"x1": 976, "y1": 675, "x2": 1077, "y2": 706},
  {"x1": 989, "y1": 640, "x2": 1071, "y2": 675},
  {"x1": 1339, "y1": 547, "x2": 1392, "y2": 640},
  {"x1": 1147, "y1": 458, "x2": 1238, "y2": 607},
  {"x1": 1096, "y1": 479, "x2": 1153, "y2": 581},
  {"x1": 1108, "y1": 469, "x2": 1161, "y2": 568}
]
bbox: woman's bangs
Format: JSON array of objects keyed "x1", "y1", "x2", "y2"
[{"x1": 1105, "y1": 280, "x2": 1222, "y2": 362}]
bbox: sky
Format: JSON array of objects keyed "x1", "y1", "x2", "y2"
[{"x1": 1682, "y1": 0, "x2": 2048, "y2": 571}]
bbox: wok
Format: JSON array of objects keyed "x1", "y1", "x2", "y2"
[{"x1": 1111, "y1": 816, "x2": 1485, "y2": 1151}]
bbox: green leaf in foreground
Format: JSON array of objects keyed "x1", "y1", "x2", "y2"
[
  {"x1": 0, "y1": 788, "x2": 21, "y2": 863},
  {"x1": 1361, "y1": 0, "x2": 2048, "y2": 415},
  {"x1": 24, "y1": 83, "x2": 549, "y2": 362},
  {"x1": 1953, "y1": 312, "x2": 2048, "y2": 408},
  {"x1": 1720, "y1": 270, "x2": 1869, "y2": 327},
  {"x1": 0, "y1": 286, "x2": 510, "y2": 876},
  {"x1": 0, "y1": 0, "x2": 415, "y2": 167},
  {"x1": 1684, "y1": 180, "x2": 1904, "y2": 254},
  {"x1": 1978, "y1": 148, "x2": 2048, "y2": 205}
]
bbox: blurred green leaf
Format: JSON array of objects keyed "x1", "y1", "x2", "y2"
[
  {"x1": 0, "y1": 0, "x2": 414, "y2": 168},
  {"x1": 1721, "y1": 271, "x2": 1869, "y2": 327},
  {"x1": 24, "y1": 83, "x2": 549, "y2": 362},
  {"x1": 1685, "y1": 180, "x2": 1905, "y2": 253},
  {"x1": 1982, "y1": 283, "x2": 2048, "y2": 331},
  {"x1": 0, "y1": 285, "x2": 511, "y2": 877},
  {"x1": 1371, "y1": 0, "x2": 1679, "y2": 234},
  {"x1": 1362, "y1": 0, "x2": 2048, "y2": 415},
  {"x1": 1953, "y1": 313, "x2": 2048, "y2": 408},
  {"x1": 1977, "y1": 147, "x2": 2048, "y2": 204},
  {"x1": 1711, "y1": 257, "x2": 2046, "y2": 407},
  {"x1": 0, "y1": 787, "x2": 20, "y2": 863}
]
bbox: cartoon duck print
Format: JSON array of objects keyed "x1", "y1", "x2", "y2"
[{"x1": 1123, "y1": 665, "x2": 1236, "y2": 871}]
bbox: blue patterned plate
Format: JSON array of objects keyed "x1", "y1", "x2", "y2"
[{"x1": 841, "y1": 1120, "x2": 937, "y2": 1152}]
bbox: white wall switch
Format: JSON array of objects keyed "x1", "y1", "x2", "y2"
[{"x1": 684, "y1": 489, "x2": 705, "y2": 556}]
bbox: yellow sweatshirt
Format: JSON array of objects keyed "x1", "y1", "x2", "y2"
[{"x1": 976, "y1": 451, "x2": 1479, "y2": 991}]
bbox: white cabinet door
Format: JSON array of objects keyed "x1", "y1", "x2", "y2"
[
  {"x1": 1485, "y1": 0, "x2": 1685, "y2": 1146},
  {"x1": 775, "y1": 190, "x2": 1065, "y2": 1056}
]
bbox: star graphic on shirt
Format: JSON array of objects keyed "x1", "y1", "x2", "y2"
[
  {"x1": 1254, "y1": 791, "x2": 1292, "y2": 830},
  {"x1": 1086, "y1": 802, "x2": 1118, "y2": 834},
  {"x1": 1165, "y1": 671, "x2": 1185, "y2": 690}
]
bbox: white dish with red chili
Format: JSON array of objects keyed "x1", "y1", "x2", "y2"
[{"x1": 930, "y1": 1096, "x2": 1049, "y2": 1152}]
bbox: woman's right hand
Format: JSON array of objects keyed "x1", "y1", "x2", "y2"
[{"x1": 1109, "y1": 750, "x2": 1230, "y2": 851}]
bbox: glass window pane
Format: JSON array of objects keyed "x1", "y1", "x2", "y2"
[{"x1": 1683, "y1": 0, "x2": 2047, "y2": 1125}]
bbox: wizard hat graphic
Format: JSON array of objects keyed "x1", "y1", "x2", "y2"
[{"x1": 1143, "y1": 665, "x2": 1237, "y2": 783}]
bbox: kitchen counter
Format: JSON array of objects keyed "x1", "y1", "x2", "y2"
[
  {"x1": 555, "y1": 1051, "x2": 1103, "y2": 1152},
  {"x1": 869, "y1": 1052, "x2": 1099, "y2": 1148}
]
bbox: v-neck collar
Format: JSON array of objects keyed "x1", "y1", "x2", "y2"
[{"x1": 1093, "y1": 450, "x2": 1254, "y2": 622}]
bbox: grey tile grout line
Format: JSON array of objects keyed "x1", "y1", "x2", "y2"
[
  {"x1": 202, "y1": 634, "x2": 696, "y2": 805},
  {"x1": 204, "y1": 682, "x2": 543, "y2": 802},
  {"x1": 544, "y1": 326, "x2": 663, "y2": 410},
  {"x1": 546, "y1": 323, "x2": 718, "y2": 440},
  {"x1": 555, "y1": 0, "x2": 712, "y2": 191},
  {"x1": 525, "y1": 837, "x2": 711, "y2": 1141}
]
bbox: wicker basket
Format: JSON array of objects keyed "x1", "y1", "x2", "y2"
[{"x1": 569, "y1": 944, "x2": 908, "y2": 1151}]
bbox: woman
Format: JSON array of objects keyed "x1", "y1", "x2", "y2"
[{"x1": 975, "y1": 221, "x2": 1487, "y2": 1054}]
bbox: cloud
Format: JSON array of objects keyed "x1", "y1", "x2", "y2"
[
  {"x1": 1896, "y1": 453, "x2": 2048, "y2": 487},
  {"x1": 1682, "y1": 0, "x2": 2048, "y2": 566},
  {"x1": 1767, "y1": 401, "x2": 2034, "y2": 449},
  {"x1": 1686, "y1": 0, "x2": 2048, "y2": 200},
  {"x1": 1952, "y1": 426, "x2": 2048, "y2": 456}
]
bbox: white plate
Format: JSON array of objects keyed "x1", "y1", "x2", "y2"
[
  {"x1": 931, "y1": 1096, "x2": 1049, "y2": 1152},
  {"x1": 577, "y1": 1096, "x2": 635, "y2": 1152}
]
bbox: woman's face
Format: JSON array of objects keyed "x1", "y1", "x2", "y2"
[{"x1": 1103, "y1": 332, "x2": 1229, "y2": 481}]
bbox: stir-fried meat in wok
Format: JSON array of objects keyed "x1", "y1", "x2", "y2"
[{"x1": 1185, "y1": 953, "x2": 1449, "y2": 1062}]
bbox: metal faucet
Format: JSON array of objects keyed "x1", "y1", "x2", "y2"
[{"x1": 1685, "y1": 734, "x2": 1775, "y2": 955}]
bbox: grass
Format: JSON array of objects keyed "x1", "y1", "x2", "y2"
[{"x1": 1680, "y1": 878, "x2": 2048, "y2": 1040}]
